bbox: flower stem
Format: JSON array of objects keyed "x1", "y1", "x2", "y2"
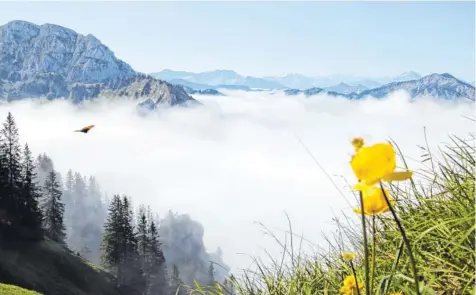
[
  {"x1": 359, "y1": 191, "x2": 370, "y2": 295},
  {"x1": 350, "y1": 261, "x2": 361, "y2": 295},
  {"x1": 379, "y1": 181, "x2": 421, "y2": 295},
  {"x1": 370, "y1": 216, "x2": 376, "y2": 295}
]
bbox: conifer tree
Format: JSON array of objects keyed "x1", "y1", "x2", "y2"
[
  {"x1": 136, "y1": 206, "x2": 149, "y2": 292},
  {"x1": 63, "y1": 169, "x2": 74, "y2": 210},
  {"x1": 208, "y1": 262, "x2": 216, "y2": 286},
  {"x1": 169, "y1": 264, "x2": 185, "y2": 295},
  {"x1": 41, "y1": 171, "x2": 66, "y2": 243},
  {"x1": 0, "y1": 112, "x2": 23, "y2": 227},
  {"x1": 101, "y1": 195, "x2": 123, "y2": 272},
  {"x1": 121, "y1": 196, "x2": 144, "y2": 294},
  {"x1": 19, "y1": 143, "x2": 43, "y2": 236},
  {"x1": 101, "y1": 195, "x2": 144, "y2": 294},
  {"x1": 148, "y1": 218, "x2": 168, "y2": 294}
]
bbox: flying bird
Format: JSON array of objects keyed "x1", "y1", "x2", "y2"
[{"x1": 74, "y1": 125, "x2": 95, "y2": 133}]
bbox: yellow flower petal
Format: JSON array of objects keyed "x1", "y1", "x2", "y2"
[
  {"x1": 342, "y1": 252, "x2": 355, "y2": 262},
  {"x1": 353, "y1": 184, "x2": 392, "y2": 216},
  {"x1": 382, "y1": 171, "x2": 413, "y2": 182},
  {"x1": 350, "y1": 143, "x2": 396, "y2": 185}
]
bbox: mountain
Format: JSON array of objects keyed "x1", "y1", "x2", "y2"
[
  {"x1": 324, "y1": 82, "x2": 368, "y2": 94},
  {"x1": 352, "y1": 73, "x2": 475, "y2": 100},
  {"x1": 283, "y1": 73, "x2": 475, "y2": 101},
  {"x1": 391, "y1": 71, "x2": 422, "y2": 82},
  {"x1": 181, "y1": 86, "x2": 224, "y2": 96},
  {"x1": 265, "y1": 72, "x2": 423, "y2": 89},
  {"x1": 262, "y1": 73, "x2": 322, "y2": 89},
  {"x1": 151, "y1": 69, "x2": 431, "y2": 91},
  {"x1": 0, "y1": 20, "x2": 197, "y2": 108},
  {"x1": 168, "y1": 78, "x2": 250, "y2": 91},
  {"x1": 151, "y1": 69, "x2": 286, "y2": 90}
]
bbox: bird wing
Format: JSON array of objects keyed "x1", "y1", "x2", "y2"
[{"x1": 74, "y1": 125, "x2": 95, "y2": 132}]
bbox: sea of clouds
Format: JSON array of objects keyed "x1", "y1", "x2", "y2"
[{"x1": 0, "y1": 90, "x2": 474, "y2": 275}]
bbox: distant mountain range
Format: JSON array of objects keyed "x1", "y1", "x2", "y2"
[
  {"x1": 0, "y1": 20, "x2": 198, "y2": 109},
  {"x1": 0, "y1": 20, "x2": 473, "y2": 107},
  {"x1": 152, "y1": 69, "x2": 475, "y2": 101},
  {"x1": 151, "y1": 69, "x2": 428, "y2": 90},
  {"x1": 282, "y1": 73, "x2": 475, "y2": 101}
]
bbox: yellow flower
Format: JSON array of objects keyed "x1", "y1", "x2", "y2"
[
  {"x1": 340, "y1": 275, "x2": 364, "y2": 295},
  {"x1": 352, "y1": 182, "x2": 394, "y2": 216},
  {"x1": 350, "y1": 142, "x2": 413, "y2": 186},
  {"x1": 389, "y1": 293, "x2": 403, "y2": 295},
  {"x1": 351, "y1": 137, "x2": 364, "y2": 152},
  {"x1": 340, "y1": 285, "x2": 353, "y2": 295},
  {"x1": 342, "y1": 252, "x2": 355, "y2": 262}
]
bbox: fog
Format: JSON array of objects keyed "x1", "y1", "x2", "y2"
[{"x1": 0, "y1": 90, "x2": 473, "y2": 275}]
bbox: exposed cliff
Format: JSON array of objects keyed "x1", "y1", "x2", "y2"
[{"x1": 0, "y1": 20, "x2": 198, "y2": 108}]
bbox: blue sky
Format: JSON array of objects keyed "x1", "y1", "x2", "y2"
[{"x1": 0, "y1": 1, "x2": 474, "y2": 81}]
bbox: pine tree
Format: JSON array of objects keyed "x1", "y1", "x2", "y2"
[
  {"x1": 120, "y1": 196, "x2": 144, "y2": 295},
  {"x1": 136, "y1": 206, "x2": 149, "y2": 292},
  {"x1": 101, "y1": 195, "x2": 144, "y2": 295},
  {"x1": 63, "y1": 169, "x2": 74, "y2": 210},
  {"x1": 208, "y1": 262, "x2": 216, "y2": 286},
  {"x1": 147, "y1": 214, "x2": 168, "y2": 295},
  {"x1": 69, "y1": 172, "x2": 87, "y2": 247},
  {"x1": 63, "y1": 169, "x2": 74, "y2": 244},
  {"x1": 100, "y1": 195, "x2": 123, "y2": 273},
  {"x1": 19, "y1": 143, "x2": 43, "y2": 237},
  {"x1": 0, "y1": 112, "x2": 23, "y2": 229},
  {"x1": 169, "y1": 264, "x2": 185, "y2": 295},
  {"x1": 34, "y1": 153, "x2": 55, "y2": 187},
  {"x1": 41, "y1": 171, "x2": 66, "y2": 243}
]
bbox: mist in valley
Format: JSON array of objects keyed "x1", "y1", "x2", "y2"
[{"x1": 0, "y1": 90, "x2": 473, "y2": 277}]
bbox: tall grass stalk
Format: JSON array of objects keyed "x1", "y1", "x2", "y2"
[{"x1": 196, "y1": 131, "x2": 475, "y2": 295}]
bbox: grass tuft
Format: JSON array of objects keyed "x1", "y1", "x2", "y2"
[{"x1": 198, "y1": 131, "x2": 475, "y2": 295}]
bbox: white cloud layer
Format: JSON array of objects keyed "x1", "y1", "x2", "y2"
[{"x1": 0, "y1": 90, "x2": 474, "y2": 275}]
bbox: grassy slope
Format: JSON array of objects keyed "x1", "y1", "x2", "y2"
[
  {"x1": 0, "y1": 283, "x2": 42, "y2": 295},
  {"x1": 0, "y1": 237, "x2": 119, "y2": 295},
  {"x1": 200, "y1": 133, "x2": 476, "y2": 295}
]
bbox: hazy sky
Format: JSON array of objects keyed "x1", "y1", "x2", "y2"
[
  {"x1": 1, "y1": 90, "x2": 473, "y2": 274},
  {"x1": 0, "y1": 1, "x2": 474, "y2": 80}
]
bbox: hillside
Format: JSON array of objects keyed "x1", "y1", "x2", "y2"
[
  {"x1": 0, "y1": 284, "x2": 42, "y2": 295},
  {"x1": 0, "y1": 238, "x2": 119, "y2": 295},
  {"x1": 0, "y1": 20, "x2": 197, "y2": 108}
]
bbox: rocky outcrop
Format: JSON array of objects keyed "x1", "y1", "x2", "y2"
[{"x1": 0, "y1": 20, "x2": 198, "y2": 107}]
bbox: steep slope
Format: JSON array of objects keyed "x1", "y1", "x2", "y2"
[
  {"x1": 0, "y1": 284, "x2": 42, "y2": 295},
  {"x1": 0, "y1": 20, "x2": 197, "y2": 108},
  {"x1": 0, "y1": 238, "x2": 119, "y2": 295}
]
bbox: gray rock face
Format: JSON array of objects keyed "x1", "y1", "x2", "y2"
[{"x1": 0, "y1": 20, "x2": 198, "y2": 107}]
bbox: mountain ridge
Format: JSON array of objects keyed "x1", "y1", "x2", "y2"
[
  {"x1": 282, "y1": 73, "x2": 475, "y2": 101},
  {"x1": 152, "y1": 69, "x2": 439, "y2": 90},
  {"x1": 0, "y1": 20, "x2": 198, "y2": 108}
]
